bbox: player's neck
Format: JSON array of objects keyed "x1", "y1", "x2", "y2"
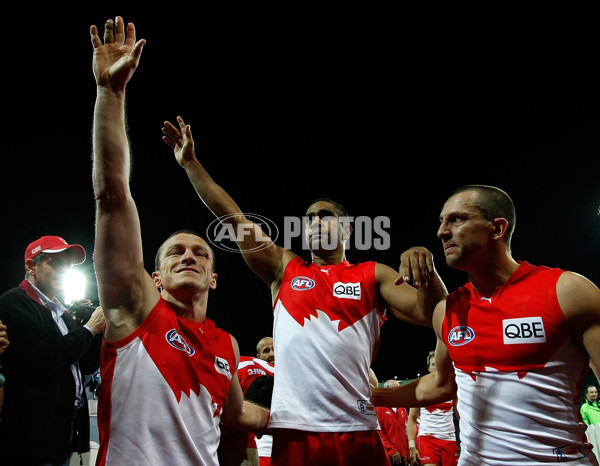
[
  {"x1": 469, "y1": 255, "x2": 519, "y2": 297},
  {"x1": 311, "y1": 251, "x2": 346, "y2": 267},
  {"x1": 163, "y1": 291, "x2": 208, "y2": 322}
]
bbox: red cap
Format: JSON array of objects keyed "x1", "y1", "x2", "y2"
[{"x1": 24, "y1": 236, "x2": 86, "y2": 265}]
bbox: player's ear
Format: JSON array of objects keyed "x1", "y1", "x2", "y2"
[{"x1": 491, "y1": 217, "x2": 509, "y2": 240}]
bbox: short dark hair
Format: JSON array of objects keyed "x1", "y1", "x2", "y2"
[
  {"x1": 309, "y1": 198, "x2": 349, "y2": 219},
  {"x1": 451, "y1": 185, "x2": 516, "y2": 249},
  {"x1": 154, "y1": 229, "x2": 216, "y2": 272},
  {"x1": 245, "y1": 375, "x2": 274, "y2": 409}
]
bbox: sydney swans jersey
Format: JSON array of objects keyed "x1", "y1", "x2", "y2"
[
  {"x1": 418, "y1": 400, "x2": 456, "y2": 441},
  {"x1": 442, "y1": 262, "x2": 597, "y2": 465},
  {"x1": 270, "y1": 257, "x2": 385, "y2": 431},
  {"x1": 96, "y1": 298, "x2": 235, "y2": 466},
  {"x1": 238, "y1": 356, "x2": 275, "y2": 393},
  {"x1": 218, "y1": 356, "x2": 275, "y2": 450}
]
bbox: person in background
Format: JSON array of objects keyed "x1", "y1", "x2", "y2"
[
  {"x1": 0, "y1": 236, "x2": 105, "y2": 466},
  {"x1": 162, "y1": 113, "x2": 448, "y2": 466},
  {"x1": 407, "y1": 350, "x2": 459, "y2": 466},
  {"x1": 372, "y1": 184, "x2": 600, "y2": 465},
  {"x1": 218, "y1": 339, "x2": 276, "y2": 466},
  {"x1": 581, "y1": 385, "x2": 600, "y2": 427},
  {"x1": 377, "y1": 379, "x2": 410, "y2": 465},
  {"x1": 256, "y1": 336, "x2": 274, "y2": 365},
  {"x1": 581, "y1": 385, "x2": 600, "y2": 463},
  {"x1": 90, "y1": 16, "x2": 269, "y2": 466},
  {"x1": 253, "y1": 336, "x2": 275, "y2": 465}
]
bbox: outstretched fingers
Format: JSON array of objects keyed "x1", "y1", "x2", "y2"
[
  {"x1": 125, "y1": 21, "x2": 138, "y2": 50},
  {"x1": 162, "y1": 120, "x2": 181, "y2": 138},
  {"x1": 90, "y1": 18, "x2": 115, "y2": 49},
  {"x1": 162, "y1": 121, "x2": 182, "y2": 150},
  {"x1": 104, "y1": 19, "x2": 115, "y2": 44},
  {"x1": 90, "y1": 24, "x2": 102, "y2": 49},
  {"x1": 113, "y1": 16, "x2": 125, "y2": 44}
]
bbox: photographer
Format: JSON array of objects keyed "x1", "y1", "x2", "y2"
[{"x1": 0, "y1": 236, "x2": 104, "y2": 466}]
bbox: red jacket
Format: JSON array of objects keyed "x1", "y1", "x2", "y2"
[{"x1": 377, "y1": 406, "x2": 409, "y2": 459}]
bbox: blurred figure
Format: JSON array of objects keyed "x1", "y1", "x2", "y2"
[
  {"x1": 407, "y1": 351, "x2": 458, "y2": 466},
  {"x1": 581, "y1": 385, "x2": 600, "y2": 463},
  {"x1": 377, "y1": 379, "x2": 410, "y2": 465},
  {"x1": 0, "y1": 236, "x2": 104, "y2": 465},
  {"x1": 582, "y1": 385, "x2": 600, "y2": 426},
  {"x1": 254, "y1": 336, "x2": 275, "y2": 465},
  {"x1": 218, "y1": 349, "x2": 275, "y2": 466}
]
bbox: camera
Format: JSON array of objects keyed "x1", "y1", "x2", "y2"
[{"x1": 67, "y1": 299, "x2": 97, "y2": 326}]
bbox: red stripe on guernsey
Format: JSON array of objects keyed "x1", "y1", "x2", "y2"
[
  {"x1": 105, "y1": 298, "x2": 234, "y2": 411},
  {"x1": 442, "y1": 262, "x2": 566, "y2": 376},
  {"x1": 96, "y1": 341, "x2": 117, "y2": 466},
  {"x1": 277, "y1": 258, "x2": 383, "y2": 331},
  {"x1": 424, "y1": 400, "x2": 454, "y2": 414}
]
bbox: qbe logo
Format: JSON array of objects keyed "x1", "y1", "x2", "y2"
[
  {"x1": 503, "y1": 317, "x2": 546, "y2": 345},
  {"x1": 448, "y1": 326, "x2": 475, "y2": 346},
  {"x1": 165, "y1": 329, "x2": 195, "y2": 356},
  {"x1": 333, "y1": 282, "x2": 361, "y2": 300},
  {"x1": 291, "y1": 276, "x2": 315, "y2": 291}
]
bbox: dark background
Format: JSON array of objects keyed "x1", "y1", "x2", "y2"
[{"x1": 2, "y1": 7, "x2": 599, "y2": 382}]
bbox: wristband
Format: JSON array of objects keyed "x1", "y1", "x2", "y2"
[{"x1": 408, "y1": 440, "x2": 416, "y2": 449}]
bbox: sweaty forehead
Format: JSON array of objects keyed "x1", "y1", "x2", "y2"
[{"x1": 164, "y1": 233, "x2": 210, "y2": 252}]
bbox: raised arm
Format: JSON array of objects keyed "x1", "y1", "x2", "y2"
[
  {"x1": 91, "y1": 17, "x2": 158, "y2": 340},
  {"x1": 162, "y1": 117, "x2": 295, "y2": 290},
  {"x1": 377, "y1": 247, "x2": 448, "y2": 326},
  {"x1": 371, "y1": 300, "x2": 456, "y2": 407}
]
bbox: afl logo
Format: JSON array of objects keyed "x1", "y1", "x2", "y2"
[
  {"x1": 291, "y1": 276, "x2": 315, "y2": 290},
  {"x1": 205, "y1": 213, "x2": 279, "y2": 253},
  {"x1": 448, "y1": 326, "x2": 475, "y2": 346},
  {"x1": 166, "y1": 329, "x2": 196, "y2": 356}
]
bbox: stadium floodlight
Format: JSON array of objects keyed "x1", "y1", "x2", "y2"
[{"x1": 64, "y1": 268, "x2": 86, "y2": 305}]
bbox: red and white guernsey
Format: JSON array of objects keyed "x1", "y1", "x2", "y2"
[
  {"x1": 96, "y1": 297, "x2": 235, "y2": 466},
  {"x1": 238, "y1": 356, "x2": 275, "y2": 392},
  {"x1": 442, "y1": 262, "x2": 597, "y2": 465},
  {"x1": 419, "y1": 400, "x2": 456, "y2": 441},
  {"x1": 269, "y1": 257, "x2": 385, "y2": 431},
  {"x1": 218, "y1": 356, "x2": 275, "y2": 451}
]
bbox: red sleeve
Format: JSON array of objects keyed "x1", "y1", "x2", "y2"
[{"x1": 394, "y1": 408, "x2": 409, "y2": 457}]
